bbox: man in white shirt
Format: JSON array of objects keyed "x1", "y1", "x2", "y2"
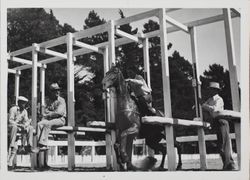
[
  {"x1": 201, "y1": 82, "x2": 236, "y2": 170},
  {"x1": 125, "y1": 66, "x2": 156, "y2": 116},
  {"x1": 8, "y1": 96, "x2": 36, "y2": 168}
]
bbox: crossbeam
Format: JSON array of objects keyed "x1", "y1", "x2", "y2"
[
  {"x1": 73, "y1": 39, "x2": 104, "y2": 54},
  {"x1": 8, "y1": 69, "x2": 18, "y2": 74},
  {"x1": 55, "y1": 126, "x2": 107, "y2": 133},
  {"x1": 38, "y1": 47, "x2": 67, "y2": 59},
  {"x1": 50, "y1": 130, "x2": 85, "y2": 136},
  {"x1": 142, "y1": 116, "x2": 210, "y2": 128},
  {"x1": 114, "y1": 8, "x2": 159, "y2": 26},
  {"x1": 115, "y1": 29, "x2": 141, "y2": 43},
  {"x1": 10, "y1": 46, "x2": 33, "y2": 57},
  {"x1": 74, "y1": 23, "x2": 108, "y2": 40},
  {"x1": 8, "y1": 56, "x2": 43, "y2": 67},
  {"x1": 165, "y1": 14, "x2": 189, "y2": 33}
]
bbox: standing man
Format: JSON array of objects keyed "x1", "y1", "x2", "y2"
[
  {"x1": 201, "y1": 82, "x2": 236, "y2": 170},
  {"x1": 37, "y1": 83, "x2": 66, "y2": 151},
  {"x1": 8, "y1": 96, "x2": 36, "y2": 168}
]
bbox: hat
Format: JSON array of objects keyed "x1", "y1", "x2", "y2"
[
  {"x1": 18, "y1": 96, "x2": 28, "y2": 102},
  {"x1": 50, "y1": 83, "x2": 61, "y2": 90},
  {"x1": 208, "y1": 82, "x2": 221, "y2": 90}
]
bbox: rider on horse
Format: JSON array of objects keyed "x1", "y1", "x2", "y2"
[{"x1": 125, "y1": 65, "x2": 156, "y2": 116}]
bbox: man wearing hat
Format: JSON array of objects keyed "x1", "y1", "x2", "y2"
[
  {"x1": 37, "y1": 83, "x2": 66, "y2": 152},
  {"x1": 201, "y1": 82, "x2": 236, "y2": 170},
  {"x1": 8, "y1": 96, "x2": 36, "y2": 168}
]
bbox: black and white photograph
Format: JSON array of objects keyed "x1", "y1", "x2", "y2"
[{"x1": 0, "y1": 0, "x2": 249, "y2": 180}]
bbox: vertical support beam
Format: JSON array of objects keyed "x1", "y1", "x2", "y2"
[
  {"x1": 67, "y1": 32, "x2": 75, "y2": 171},
  {"x1": 31, "y1": 43, "x2": 39, "y2": 169},
  {"x1": 103, "y1": 46, "x2": 113, "y2": 170},
  {"x1": 14, "y1": 70, "x2": 21, "y2": 105},
  {"x1": 108, "y1": 20, "x2": 118, "y2": 170},
  {"x1": 223, "y1": 8, "x2": 241, "y2": 169},
  {"x1": 158, "y1": 8, "x2": 176, "y2": 171},
  {"x1": 142, "y1": 37, "x2": 155, "y2": 157},
  {"x1": 91, "y1": 145, "x2": 95, "y2": 162},
  {"x1": 190, "y1": 26, "x2": 207, "y2": 170},
  {"x1": 38, "y1": 64, "x2": 46, "y2": 168},
  {"x1": 40, "y1": 65, "x2": 46, "y2": 114},
  {"x1": 143, "y1": 38, "x2": 151, "y2": 89}
]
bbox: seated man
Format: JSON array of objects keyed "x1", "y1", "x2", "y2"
[
  {"x1": 37, "y1": 83, "x2": 66, "y2": 151},
  {"x1": 125, "y1": 66, "x2": 156, "y2": 116},
  {"x1": 8, "y1": 96, "x2": 36, "y2": 168},
  {"x1": 201, "y1": 82, "x2": 236, "y2": 170}
]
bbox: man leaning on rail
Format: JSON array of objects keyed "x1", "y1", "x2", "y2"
[
  {"x1": 35, "y1": 83, "x2": 66, "y2": 153},
  {"x1": 8, "y1": 96, "x2": 38, "y2": 169},
  {"x1": 201, "y1": 82, "x2": 236, "y2": 171}
]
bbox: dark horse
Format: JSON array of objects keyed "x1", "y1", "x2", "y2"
[{"x1": 102, "y1": 66, "x2": 182, "y2": 171}]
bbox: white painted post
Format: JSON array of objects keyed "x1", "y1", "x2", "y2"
[
  {"x1": 14, "y1": 70, "x2": 21, "y2": 105},
  {"x1": 142, "y1": 37, "x2": 155, "y2": 157},
  {"x1": 38, "y1": 64, "x2": 46, "y2": 168},
  {"x1": 91, "y1": 145, "x2": 95, "y2": 162},
  {"x1": 158, "y1": 8, "x2": 176, "y2": 171},
  {"x1": 223, "y1": 8, "x2": 241, "y2": 169},
  {"x1": 143, "y1": 37, "x2": 151, "y2": 89},
  {"x1": 40, "y1": 65, "x2": 46, "y2": 114},
  {"x1": 103, "y1": 46, "x2": 113, "y2": 169},
  {"x1": 31, "y1": 43, "x2": 39, "y2": 169},
  {"x1": 108, "y1": 20, "x2": 118, "y2": 170},
  {"x1": 67, "y1": 32, "x2": 75, "y2": 171},
  {"x1": 190, "y1": 26, "x2": 207, "y2": 170}
]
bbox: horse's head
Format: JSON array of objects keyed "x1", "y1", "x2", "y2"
[{"x1": 102, "y1": 66, "x2": 123, "y2": 90}]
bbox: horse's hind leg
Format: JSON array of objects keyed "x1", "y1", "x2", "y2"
[
  {"x1": 146, "y1": 139, "x2": 166, "y2": 169},
  {"x1": 174, "y1": 141, "x2": 182, "y2": 170}
]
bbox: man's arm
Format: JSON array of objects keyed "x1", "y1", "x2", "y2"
[
  {"x1": 44, "y1": 99, "x2": 66, "y2": 119},
  {"x1": 9, "y1": 107, "x2": 17, "y2": 125},
  {"x1": 202, "y1": 97, "x2": 224, "y2": 113},
  {"x1": 125, "y1": 75, "x2": 144, "y2": 86}
]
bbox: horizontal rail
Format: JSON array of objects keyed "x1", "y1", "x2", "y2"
[
  {"x1": 50, "y1": 130, "x2": 85, "y2": 136},
  {"x1": 8, "y1": 56, "x2": 43, "y2": 67},
  {"x1": 10, "y1": 46, "x2": 33, "y2": 57},
  {"x1": 38, "y1": 47, "x2": 67, "y2": 59},
  {"x1": 114, "y1": 8, "x2": 160, "y2": 26},
  {"x1": 8, "y1": 69, "x2": 18, "y2": 74},
  {"x1": 55, "y1": 126, "x2": 107, "y2": 133},
  {"x1": 74, "y1": 23, "x2": 108, "y2": 40},
  {"x1": 115, "y1": 29, "x2": 141, "y2": 43},
  {"x1": 142, "y1": 116, "x2": 210, "y2": 127},
  {"x1": 39, "y1": 36, "x2": 66, "y2": 49},
  {"x1": 73, "y1": 39, "x2": 104, "y2": 54},
  {"x1": 165, "y1": 14, "x2": 189, "y2": 33}
]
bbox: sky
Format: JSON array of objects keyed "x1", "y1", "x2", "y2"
[{"x1": 44, "y1": 8, "x2": 241, "y2": 82}]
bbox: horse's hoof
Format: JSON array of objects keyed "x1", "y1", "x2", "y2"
[
  {"x1": 152, "y1": 166, "x2": 167, "y2": 171},
  {"x1": 127, "y1": 164, "x2": 137, "y2": 171},
  {"x1": 176, "y1": 164, "x2": 182, "y2": 170}
]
